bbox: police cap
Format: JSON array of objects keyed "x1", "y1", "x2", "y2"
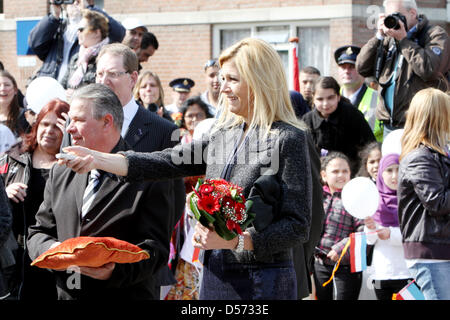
[
  {"x1": 169, "y1": 78, "x2": 195, "y2": 93},
  {"x1": 334, "y1": 45, "x2": 361, "y2": 65}
]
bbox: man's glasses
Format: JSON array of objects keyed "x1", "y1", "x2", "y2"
[
  {"x1": 204, "y1": 59, "x2": 218, "y2": 70},
  {"x1": 96, "y1": 70, "x2": 129, "y2": 79}
]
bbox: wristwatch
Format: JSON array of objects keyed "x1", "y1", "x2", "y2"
[{"x1": 234, "y1": 234, "x2": 245, "y2": 253}]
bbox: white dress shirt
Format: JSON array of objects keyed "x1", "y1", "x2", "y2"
[
  {"x1": 165, "y1": 103, "x2": 179, "y2": 115},
  {"x1": 121, "y1": 98, "x2": 139, "y2": 138}
]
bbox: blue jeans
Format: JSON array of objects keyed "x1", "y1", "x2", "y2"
[{"x1": 408, "y1": 261, "x2": 450, "y2": 300}]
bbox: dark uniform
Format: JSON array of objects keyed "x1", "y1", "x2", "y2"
[
  {"x1": 335, "y1": 45, "x2": 383, "y2": 142},
  {"x1": 165, "y1": 78, "x2": 195, "y2": 114}
]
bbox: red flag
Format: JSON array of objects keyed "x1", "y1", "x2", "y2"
[
  {"x1": 0, "y1": 162, "x2": 8, "y2": 174},
  {"x1": 192, "y1": 247, "x2": 200, "y2": 263},
  {"x1": 290, "y1": 37, "x2": 300, "y2": 92}
]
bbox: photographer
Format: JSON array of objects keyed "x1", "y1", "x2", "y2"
[
  {"x1": 28, "y1": 0, "x2": 125, "y2": 83},
  {"x1": 356, "y1": 0, "x2": 449, "y2": 135}
]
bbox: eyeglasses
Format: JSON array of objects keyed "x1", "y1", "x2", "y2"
[
  {"x1": 185, "y1": 112, "x2": 206, "y2": 120},
  {"x1": 204, "y1": 59, "x2": 218, "y2": 70},
  {"x1": 96, "y1": 70, "x2": 129, "y2": 79}
]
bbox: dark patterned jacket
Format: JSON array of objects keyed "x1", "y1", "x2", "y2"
[{"x1": 121, "y1": 121, "x2": 313, "y2": 265}]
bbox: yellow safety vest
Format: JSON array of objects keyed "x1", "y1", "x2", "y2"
[{"x1": 341, "y1": 86, "x2": 384, "y2": 142}]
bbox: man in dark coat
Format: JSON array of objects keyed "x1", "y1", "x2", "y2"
[{"x1": 27, "y1": 84, "x2": 174, "y2": 300}]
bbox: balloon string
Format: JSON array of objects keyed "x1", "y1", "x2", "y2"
[
  {"x1": 321, "y1": 230, "x2": 377, "y2": 287},
  {"x1": 322, "y1": 239, "x2": 351, "y2": 287}
]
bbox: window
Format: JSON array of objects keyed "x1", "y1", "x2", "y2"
[
  {"x1": 297, "y1": 26, "x2": 330, "y2": 76},
  {"x1": 94, "y1": 0, "x2": 104, "y2": 9},
  {"x1": 220, "y1": 28, "x2": 250, "y2": 51},
  {"x1": 256, "y1": 26, "x2": 290, "y2": 44},
  {"x1": 214, "y1": 22, "x2": 330, "y2": 89}
]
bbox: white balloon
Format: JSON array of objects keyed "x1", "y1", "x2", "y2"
[
  {"x1": 382, "y1": 129, "x2": 404, "y2": 156},
  {"x1": 26, "y1": 77, "x2": 67, "y2": 115},
  {"x1": 341, "y1": 177, "x2": 379, "y2": 219},
  {"x1": 0, "y1": 124, "x2": 17, "y2": 154}
]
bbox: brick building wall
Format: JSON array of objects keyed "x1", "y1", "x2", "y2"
[{"x1": 0, "y1": 0, "x2": 448, "y2": 105}]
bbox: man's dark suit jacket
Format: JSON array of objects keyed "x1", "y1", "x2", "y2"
[
  {"x1": 61, "y1": 103, "x2": 186, "y2": 286},
  {"x1": 27, "y1": 138, "x2": 173, "y2": 300},
  {"x1": 124, "y1": 105, "x2": 186, "y2": 286},
  {"x1": 124, "y1": 105, "x2": 178, "y2": 152}
]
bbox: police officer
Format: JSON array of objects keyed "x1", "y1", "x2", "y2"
[
  {"x1": 165, "y1": 78, "x2": 195, "y2": 114},
  {"x1": 335, "y1": 45, "x2": 383, "y2": 142}
]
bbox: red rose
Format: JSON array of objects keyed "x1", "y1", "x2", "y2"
[
  {"x1": 234, "y1": 201, "x2": 245, "y2": 212},
  {"x1": 197, "y1": 195, "x2": 220, "y2": 214},
  {"x1": 222, "y1": 196, "x2": 235, "y2": 207},
  {"x1": 226, "y1": 220, "x2": 243, "y2": 235},
  {"x1": 199, "y1": 184, "x2": 214, "y2": 196}
]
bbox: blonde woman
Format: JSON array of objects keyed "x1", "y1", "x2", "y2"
[
  {"x1": 59, "y1": 38, "x2": 313, "y2": 300},
  {"x1": 133, "y1": 70, "x2": 172, "y2": 121},
  {"x1": 397, "y1": 88, "x2": 450, "y2": 300}
]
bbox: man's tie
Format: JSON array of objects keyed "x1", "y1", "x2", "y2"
[{"x1": 81, "y1": 170, "x2": 101, "y2": 218}]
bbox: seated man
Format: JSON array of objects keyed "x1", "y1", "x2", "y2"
[{"x1": 27, "y1": 84, "x2": 174, "y2": 300}]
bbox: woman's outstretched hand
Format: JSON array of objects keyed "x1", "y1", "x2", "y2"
[
  {"x1": 57, "y1": 146, "x2": 96, "y2": 174},
  {"x1": 57, "y1": 146, "x2": 129, "y2": 176}
]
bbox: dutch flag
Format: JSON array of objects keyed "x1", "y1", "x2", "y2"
[
  {"x1": 393, "y1": 281, "x2": 425, "y2": 300},
  {"x1": 350, "y1": 232, "x2": 367, "y2": 273}
]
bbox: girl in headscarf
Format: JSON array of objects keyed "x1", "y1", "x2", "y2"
[{"x1": 364, "y1": 153, "x2": 412, "y2": 300}]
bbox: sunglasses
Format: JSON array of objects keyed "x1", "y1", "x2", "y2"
[{"x1": 204, "y1": 59, "x2": 218, "y2": 70}]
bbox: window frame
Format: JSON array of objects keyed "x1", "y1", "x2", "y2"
[{"x1": 213, "y1": 20, "x2": 330, "y2": 89}]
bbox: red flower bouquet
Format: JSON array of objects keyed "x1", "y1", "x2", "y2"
[{"x1": 190, "y1": 178, "x2": 255, "y2": 240}]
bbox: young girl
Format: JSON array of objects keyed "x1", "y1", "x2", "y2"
[
  {"x1": 357, "y1": 142, "x2": 382, "y2": 182},
  {"x1": 302, "y1": 76, "x2": 376, "y2": 175},
  {"x1": 314, "y1": 152, "x2": 364, "y2": 300},
  {"x1": 364, "y1": 153, "x2": 412, "y2": 300}
]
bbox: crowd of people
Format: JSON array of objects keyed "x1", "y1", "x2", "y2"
[{"x1": 0, "y1": 0, "x2": 448, "y2": 301}]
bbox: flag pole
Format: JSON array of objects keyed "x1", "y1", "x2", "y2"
[{"x1": 289, "y1": 37, "x2": 300, "y2": 92}]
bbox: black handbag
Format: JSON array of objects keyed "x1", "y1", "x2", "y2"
[{"x1": 247, "y1": 174, "x2": 281, "y2": 231}]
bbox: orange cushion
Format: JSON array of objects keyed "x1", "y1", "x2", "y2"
[{"x1": 31, "y1": 236, "x2": 150, "y2": 269}]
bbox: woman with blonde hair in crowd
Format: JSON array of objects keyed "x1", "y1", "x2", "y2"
[
  {"x1": 397, "y1": 88, "x2": 449, "y2": 300},
  {"x1": 133, "y1": 70, "x2": 172, "y2": 122},
  {"x1": 59, "y1": 37, "x2": 313, "y2": 300}
]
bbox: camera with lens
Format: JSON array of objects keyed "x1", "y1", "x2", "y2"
[
  {"x1": 51, "y1": 0, "x2": 75, "y2": 5},
  {"x1": 384, "y1": 12, "x2": 408, "y2": 30}
]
